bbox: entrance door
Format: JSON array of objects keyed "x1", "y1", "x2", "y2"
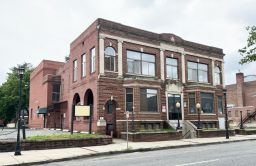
[
  {"x1": 105, "y1": 100, "x2": 117, "y2": 137},
  {"x1": 168, "y1": 94, "x2": 181, "y2": 120}
]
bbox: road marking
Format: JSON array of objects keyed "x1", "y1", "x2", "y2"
[{"x1": 175, "y1": 159, "x2": 219, "y2": 166}]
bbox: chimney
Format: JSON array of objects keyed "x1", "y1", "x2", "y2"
[{"x1": 236, "y1": 72, "x2": 244, "y2": 107}]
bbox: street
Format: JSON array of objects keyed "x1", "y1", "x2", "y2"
[{"x1": 40, "y1": 140, "x2": 256, "y2": 166}]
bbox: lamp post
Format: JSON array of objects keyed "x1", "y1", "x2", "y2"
[
  {"x1": 14, "y1": 67, "x2": 25, "y2": 156},
  {"x1": 196, "y1": 103, "x2": 202, "y2": 129},
  {"x1": 240, "y1": 111, "x2": 244, "y2": 129},
  {"x1": 223, "y1": 89, "x2": 229, "y2": 139},
  {"x1": 176, "y1": 102, "x2": 181, "y2": 130}
]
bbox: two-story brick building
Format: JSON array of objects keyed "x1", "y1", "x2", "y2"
[{"x1": 29, "y1": 18, "x2": 225, "y2": 137}]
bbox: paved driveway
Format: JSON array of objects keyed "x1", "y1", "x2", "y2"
[{"x1": 0, "y1": 128, "x2": 69, "y2": 141}]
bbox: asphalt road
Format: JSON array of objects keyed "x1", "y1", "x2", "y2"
[{"x1": 40, "y1": 140, "x2": 256, "y2": 166}]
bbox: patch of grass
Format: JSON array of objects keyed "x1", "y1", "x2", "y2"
[{"x1": 26, "y1": 133, "x2": 102, "y2": 140}]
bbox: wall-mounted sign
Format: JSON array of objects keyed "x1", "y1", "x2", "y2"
[
  {"x1": 75, "y1": 105, "x2": 90, "y2": 116},
  {"x1": 162, "y1": 105, "x2": 166, "y2": 112}
]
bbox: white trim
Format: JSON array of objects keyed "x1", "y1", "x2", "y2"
[
  {"x1": 99, "y1": 33, "x2": 224, "y2": 62},
  {"x1": 118, "y1": 40, "x2": 123, "y2": 77},
  {"x1": 123, "y1": 84, "x2": 161, "y2": 88},
  {"x1": 160, "y1": 49, "x2": 165, "y2": 80},
  {"x1": 181, "y1": 53, "x2": 186, "y2": 83},
  {"x1": 221, "y1": 62, "x2": 225, "y2": 87},
  {"x1": 212, "y1": 59, "x2": 215, "y2": 86},
  {"x1": 99, "y1": 38, "x2": 104, "y2": 75}
]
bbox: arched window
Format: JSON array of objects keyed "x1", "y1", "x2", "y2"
[
  {"x1": 214, "y1": 66, "x2": 221, "y2": 85},
  {"x1": 104, "y1": 47, "x2": 116, "y2": 71}
]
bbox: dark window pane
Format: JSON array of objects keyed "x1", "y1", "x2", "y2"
[
  {"x1": 140, "y1": 89, "x2": 157, "y2": 112},
  {"x1": 126, "y1": 88, "x2": 133, "y2": 112},
  {"x1": 201, "y1": 93, "x2": 214, "y2": 113},
  {"x1": 218, "y1": 96, "x2": 223, "y2": 113},
  {"x1": 107, "y1": 101, "x2": 113, "y2": 114},
  {"x1": 189, "y1": 93, "x2": 196, "y2": 114}
]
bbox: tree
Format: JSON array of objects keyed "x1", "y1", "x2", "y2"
[
  {"x1": 0, "y1": 63, "x2": 33, "y2": 123},
  {"x1": 239, "y1": 26, "x2": 256, "y2": 64}
]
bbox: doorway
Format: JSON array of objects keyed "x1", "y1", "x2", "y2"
[
  {"x1": 168, "y1": 94, "x2": 181, "y2": 120},
  {"x1": 105, "y1": 100, "x2": 117, "y2": 137}
]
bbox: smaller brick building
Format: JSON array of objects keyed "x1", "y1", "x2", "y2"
[{"x1": 226, "y1": 72, "x2": 256, "y2": 127}]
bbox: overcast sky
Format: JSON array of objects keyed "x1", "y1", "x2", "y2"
[{"x1": 0, "y1": 0, "x2": 255, "y2": 85}]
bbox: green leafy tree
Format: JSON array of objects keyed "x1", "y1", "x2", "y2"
[
  {"x1": 239, "y1": 26, "x2": 256, "y2": 64},
  {"x1": 0, "y1": 63, "x2": 33, "y2": 123}
]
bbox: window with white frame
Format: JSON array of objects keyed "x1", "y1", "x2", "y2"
[
  {"x1": 214, "y1": 66, "x2": 221, "y2": 85},
  {"x1": 73, "y1": 60, "x2": 78, "y2": 81},
  {"x1": 127, "y1": 50, "x2": 155, "y2": 76},
  {"x1": 126, "y1": 88, "x2": 133, "y2": 112},
  {"x1": 188, "y1": 61, "x2": 208, "y2": 83},
  {"x1": 81, "y1": 54, "x2": 86, "y2": 77},
  {"x1": 90, "y1": 47, "x2": 95, "y2": 73},
  {"x1": 104, "y1": 47, "x2": 116, "y2": 71},
  {"x1": 166, "y1": 57, "x2": 178, "y2": 79}
]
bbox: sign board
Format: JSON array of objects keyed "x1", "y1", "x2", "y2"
[
  {"x1": 162, "y1": 105, "x2": 166, "y2": 112},
  {"x1": 125, "y1": 111, "x2": 129, "y2": 118},
  {"x1": 75, "y1": 105, "x2": 90, "y2": 116}
]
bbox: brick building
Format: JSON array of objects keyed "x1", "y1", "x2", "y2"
[
  {"x1": 29, "y1": 18, "x2": 225, "y2": 137},
  {"x1": 226, "y1": 72, "x2": 256, "y2": 127}
]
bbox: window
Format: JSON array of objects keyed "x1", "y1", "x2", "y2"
[
  {"x1": 126, "y1": 88, "x2": 133, "y2": 112},
  {"x1": 107, "y1": 101, "x2": 113, "y2": 114},
  {"x1": 215, "y1": 66, "x2": 221, "y2": 85},
  {"x1": 188, "y1": 61, "x2": 208, "y2": 83},
  {"x1": 189, "y1": 93, "x2": 196, "y2": 114},
  {"x1": 217, "y1": 96, "x2": 223, "y2": 114},
  {"x1": 105, "y1": 47, "x2": 116, "y2": 71},
  {"x1": 73, "y1": 60, "x2": 78, "y2": 81},
  {"x1": 201, "y1": 92, "x2": 214, "y2": 113},
  {"x1": 166, "y1": 57, "x2": 178, "y2": 79},
  {"x1": 81, "y1": 54, "x2": 86, "y2": 77},
  {"x1": 127, "y1": 50, "x2": 155, "y2": 76},
  {"x1": 52, "y1": 84, "x2": 60, "y2": 102},
  {"x1": 140, "y1": 89, "x2": 158, "y2": 112},
  {"x1": 90, "y1": 47, "x2": 95, "y2": 73}
]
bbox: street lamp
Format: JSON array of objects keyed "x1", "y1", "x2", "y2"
[
  {"x1": 196, "y1": 103, "x2": 202, "y2": 129},
  {"x1": 240, "y1": 111, "x2": 244, "y2": 129},
  {"x1": 223, "y1": 89, "x2": 229, "y2": 139},
  {"x1": 176, "y1": 102, "x2": 181, "y2": 130},
  {"x1": 14, "y1": 67, "x2": 25, "y2": 156}
]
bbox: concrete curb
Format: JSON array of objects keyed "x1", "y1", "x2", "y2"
[{"x1": 6, "y1": 138, "x2": 256, "y2": 166}]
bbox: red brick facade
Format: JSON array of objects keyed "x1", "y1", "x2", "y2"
[
  {"x1": 227, "y1": 72, "x2": 256, "y2": 127},
  {"x1": 29, "y1": 18, "x2": 225, "y2": 137}
]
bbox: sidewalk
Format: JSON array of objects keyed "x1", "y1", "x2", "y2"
[{"x1": 1, "y1": 135, "x2": 256, "y2": 166}]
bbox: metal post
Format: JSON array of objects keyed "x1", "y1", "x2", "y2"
[
  {"x1": 70, "y1": 104, "x2": 75, "y2": 135},
  {"x1": 22, "y1": 109, "x2": 26, "y2": 139},
  {"x1": 131, "y1": 107, "x2": 135, "y2": 132},
  {"x1": 126, "y1": 112, "x2": 129, "y2": 150},
  {"x1": 197, "y1": 108, "x2": 201, "y2": 129},
  {"x1": 43, "y1": 114, "x2": 46, "y2": 128},
  {"x1": 224, "y1": 89, "x2": 229, "y2": 139},
  {"x1": 14, "y1": 73, "x2": 22, "y2": 155},
  {"x1": 240, "y1": 111, "x2": 244, "y2": 129},
  {"x1": 89, "y1": 105, "x2": 92, "y2": 134}
]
